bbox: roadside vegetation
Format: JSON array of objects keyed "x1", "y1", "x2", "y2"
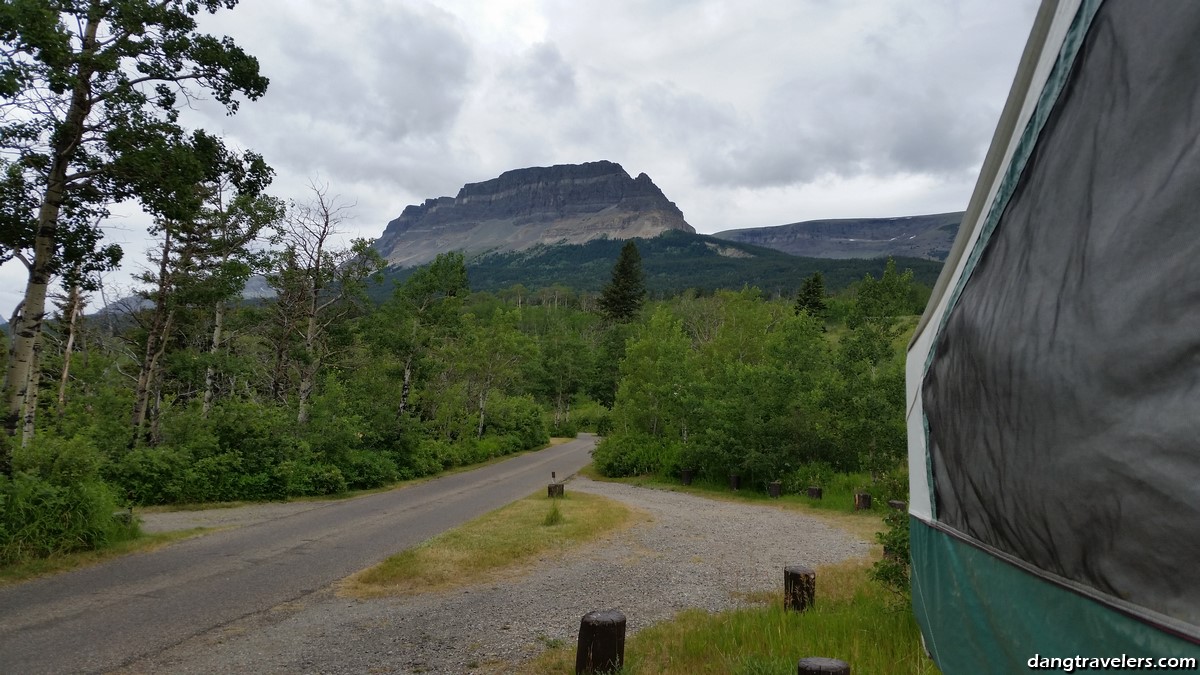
[
  {"x1": 0, "y1": 527, "x2": 211, "y2": 587},
  {"x1": 342, "y1": 490, "x2": 642, "y2": 598},
  {"x1": 526, "y1": 557, "x2": 937, "y2": 675},
  {"x1": 0, "y1": 224, "x2": 922, "y2": 571}
]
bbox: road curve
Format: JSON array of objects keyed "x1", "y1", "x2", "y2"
[{"x1": 0, "y1": 435, "x2": 596, "y2": 674}]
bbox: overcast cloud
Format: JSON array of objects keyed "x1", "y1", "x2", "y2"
[{"x1": 1, "y1": 0, "x2": 1039, "y2": 312}]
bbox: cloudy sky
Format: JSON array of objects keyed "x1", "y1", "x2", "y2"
[{"x1": 2, "y1": 0, "x2": 1040, "y2": 313}]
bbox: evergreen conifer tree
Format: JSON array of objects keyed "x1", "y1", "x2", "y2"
[
  {"x1": 794, "y1": 271, "x2": 828, "y2": 319},
  {"x1": 599, "y1": 241, "x2": 646, "y2": 323}
]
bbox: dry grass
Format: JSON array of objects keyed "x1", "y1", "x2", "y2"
[
  {"x1": 524, "y1": 557, "x2": 937, "y2": 674},
  {"x1": 0, "y1": 527, "x2": 215, "y2": 587},
  {"x1": 340, "y1": 490, "x2": 645, "y2": 598}
]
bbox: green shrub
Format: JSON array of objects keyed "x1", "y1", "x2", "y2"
[
  {"x1": 394, "y1": 439, "x2": 444, "y2": 479},
  {"x1": 272, "y1": 460, "x2": 347, "y2": 497},
  {"x1": 339, "y1": 450, "x2": 399, "y2": 490},
  {"x1": 485, "y1": 395, "x2": 548, "y2": 450},
  {"x1": 14, "y1": 435, "x2": 107, "y2": 485},
  {"x1": 571, "y1": 397, "x2": 611, "y2": 435},
  {"x1": 593, "y1": 434, "x2": 681, "y2": 477},
  {"x1": 307, "y1": 464, "x2": 348, "y2": 495},
  {"x1": 549, "y1": 418, "x2": 579, "y2": 438},
  {"x1": 180, "y1": 452, "x2": 249, "y2": 503},
  {"x1": 2, "y1": 435, "x2": 137, "y2": 564},
  {"x1": 782, "y1": 461, "x2": 837, "y2": 494},
  {"x1": 207, "y1": 400, "x2": 308, "y2": 474},
  {"x1": 871, "y1": 508, "x2": 911, "y2": 604},
  {"x1": 106, "y1": 448, "x2": 190, "y2": 505}
]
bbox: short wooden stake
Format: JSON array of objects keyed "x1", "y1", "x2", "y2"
[
  {"x1": 575, "y1": 609, "x2": 626, "y2": 674},
  {"x1": 807, "y1": 486, "x2": 823, "y2": 500},
  {"x1": 768, "y1": 480, "x2": 782, "y2": 498},
  {"x1": 680, "y1": 468, "x2": 694, "y2": 485},
  {"x1": 797, "y1": 656, "x2": 850, "y2": 674},
  {"x1": 854, "y1": 492, "x2": 872, "y2": 510},
  {"x1": 548, "y1": 483, "x2": 564, "y2": 498},
  {"x1": 784, "y1": 565, "x2": 816, "y2": 612},
  {"x1": 729, "y1": 473, "x2": 742, "y2": 491}
]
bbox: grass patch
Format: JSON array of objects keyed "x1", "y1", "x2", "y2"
[
  {"x1": 543, "y1": 499, "x2": 565, "y2": 526},
  {"x1": 525, "y1": 557, "x2": 937, "y2": 674},
  {"x1": 342, "y1": 490, "x2": 644, "y2": 598},
  {"x1": 578, "y1": 465, "x2": 883, "y2": 543},
  {"x1": 0, "y1": 527, "x2": 214, "y2": 587}
]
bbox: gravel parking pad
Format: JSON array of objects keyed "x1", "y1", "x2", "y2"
[{"x1": 124, "y1": 476, "x2": 871, "y2": 674}]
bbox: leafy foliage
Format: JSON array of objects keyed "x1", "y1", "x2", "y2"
[{"x1": 0, "y1": 0, "x2": 270, "y2": 455}]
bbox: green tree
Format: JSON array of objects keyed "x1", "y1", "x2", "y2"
[
  {"x1": 851, "y1": 258, "x2": 913, "y2": 327},
  {"x1": 0, "y1": 0, "x2": 268, "y2": 471},
  {"x1": 598, "y1": 241, "x2": 645, "y2": 323},
  {"x1": 269, "y1": 184, "x2": 382, "y2": 424},
  {"x1": 794, "y1": 271, "x2": 827, "y2": 319},
  {"x1": 368, "y1": 252, "x2": 469, "y2": 418}
]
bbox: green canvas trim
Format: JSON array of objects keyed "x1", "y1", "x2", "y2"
[
  {"x1": 911, "y1": 518, "x2": 1200, "y2": 673},
  {"x1": 922, "y1": 412, "x2": 936, "y2": 519},
  {"x1": 923, "y1": 0, "x2": 1104, "y2": 377}
]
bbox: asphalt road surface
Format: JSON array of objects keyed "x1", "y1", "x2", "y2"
[{"x1": 0, "y1": 435, "x2": 596, "y2": 674}]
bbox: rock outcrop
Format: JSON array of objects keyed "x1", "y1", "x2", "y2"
[
  {"x1": 713, "y1": 212, "x2": 963, "y2": 262},
  {"x1": 374, "y1": 161, "x2": 695, "y2": 267}
]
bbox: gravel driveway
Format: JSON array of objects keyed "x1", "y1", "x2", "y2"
[{"x1": 124, "y1": 476, "x2": 871, "y2": 674}]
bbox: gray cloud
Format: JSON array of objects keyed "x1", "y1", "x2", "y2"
[
  {"x1": 502, "y1": 42, "x2": 578, "y2": 110},
  {"x1": 0, "y1": 0, "x2": 1046, "y2": 313}
]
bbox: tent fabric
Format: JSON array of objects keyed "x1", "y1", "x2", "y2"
[
  {"x1": 905, "y1": 0, "x2": 1088, "y2": 521},
  {"x1": 921, "y1": 0, "x2": 1200, "y2": 635},
  {"x1": 911, "y1": 519, "x2": 1200, "y2": 673}
]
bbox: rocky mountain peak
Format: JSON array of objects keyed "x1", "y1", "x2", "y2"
[{"x1": 373, "y1": 161, "x2": 694, "y2": 268}]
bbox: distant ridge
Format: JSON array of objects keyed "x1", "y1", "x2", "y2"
[
  {"x1": 713, "y1": 211, "x2": 963, "y2": 261},
  {"x1": 372, "y1": 229, "x2": 946, "y2": 300},
  {"x1": 373, "y1": 161, "x2": 695, "y2": 268}
]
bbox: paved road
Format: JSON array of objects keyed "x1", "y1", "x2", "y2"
[{"x1": 0, "y1": 435, "x2": 596, "y2": 674}]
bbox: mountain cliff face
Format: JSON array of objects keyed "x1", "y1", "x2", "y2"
[
  {"x1": 374, "y1": 161, "x2": 695, "y2": 267},
  {"x1": 713, "y1": 212, "x2": 963, "y2": 261}
]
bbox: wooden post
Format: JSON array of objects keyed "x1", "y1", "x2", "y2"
[
  {"x1": 768, "y1": 480, "x2": 782, "y2": 498},
  {"x1": 729, "y1": 473, "x2": 741, "y2": 491},
  {"x1": 681, "y1": 468, "x2": 694, "y2": 486},
  {"x1": 575, "y1": 609, "x2": 626, "y2": 674},
  {"x1": 548, "y1": 483, "x2": 565, "y2": 498},
  {"x1": 854, "y1": 492, "x2": 872, "y2": 510},
  {"x1": 797, "y1": 656, "x2": 850, "y2": 674},
  {"x1": 807, "y1": 486, "x2": 823, "y2": 500},
  {"x1": 784, "y1": 565, "x2": 816, "y2": 612}
]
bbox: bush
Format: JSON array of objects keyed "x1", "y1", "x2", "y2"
[
  {"x1": 2, "y1": 435, "x2": 137, "y2": 564},
  {"x1": 180, "y1": 452, "x2": 251, "y2": 503},
  {"x1": 549, "y1": 418, "x2": 578, "y2": 438},
  {"x1": 394, "y1": 439, "x2": 444, "y2": 479},
  {"x1": 593, "y1": 434, "x2": 681, "y2": 477},
  {"x1": 273, "y1": 461, "x2": 348, "y2": 497},
  {"x1": 571, "y1": 397, "x2": 612, "y2": 435},
  {"x1": 870, "y1": 464, "x2": 910, "y2": 603},
  {"x1": 0, "y1": 473, "x2": 137, "y2": 564},
  {"x1": 485, "y1": 395, "x2": 548, "y2": 451},
  {"x1": 106, "y1": 448, "x2": 190, "y2": 505},
  {"x1": 871, "y1": 508, "x2": 911, "y2": 604},
  {"x1": 15, "y1": 435, "x2": 107, "y2": 486},
  {"x1": 339, "y1": 450, "x2": 399, "y2": 490},
  {"x1": 782, "y1": 461, "x2": 837, "y2": 494},
  {"x1": 206, "y1": 400, "x2": 308, "y2": 475}
]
